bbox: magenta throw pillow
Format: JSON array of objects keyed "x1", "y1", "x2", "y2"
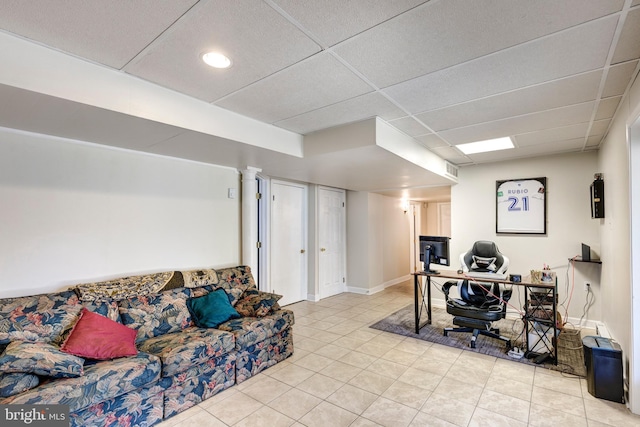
[{"x1": 61, "y1": 308, "x2": 137, "y2": 360}]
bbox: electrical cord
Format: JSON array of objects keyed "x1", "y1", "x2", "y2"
[{"x1": 577, "y1": 284, "x2": 595, "y2": 328}]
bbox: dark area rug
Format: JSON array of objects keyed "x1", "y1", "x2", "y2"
[{"x1": 370, "y1": 305, "x2": 586, "y2": 377}]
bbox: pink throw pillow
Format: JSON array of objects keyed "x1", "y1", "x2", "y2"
[{"x1": 61, "y1": 308, "x2": 137, "y2": 360}]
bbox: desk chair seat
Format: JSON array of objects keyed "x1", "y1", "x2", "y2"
[{"x1": 442, "y1": 241, "x2": 512, "y2": 350}]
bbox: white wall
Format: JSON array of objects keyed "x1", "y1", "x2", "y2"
[
  {"x1": 0, "y1": 128, "x2": 241, "y2": 298},
  {"x1": 597, "y1": 68, "x2": 640, "y2": 412},
  {"x1": 347, "y1": 191, "x2": 410, "y2": 293},
  {"x1": 448, "y1": 152, "x2": 601, "y2": 326}
]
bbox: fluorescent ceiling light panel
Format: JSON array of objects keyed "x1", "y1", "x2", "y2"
[{"x1": 456, "y1": 137, "x2": 514, "y2": 154}]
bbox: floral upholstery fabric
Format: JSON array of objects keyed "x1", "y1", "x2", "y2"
[
  {"x1": 217, "y1": 309, "x2": 294, "y2": 350},
  {"x1": 235, "y1": 289, "x2": 282, "y2": 317},
  {"x1": 236, "y1": 328, "x2": 293, "y2": 384},
  {"x1": 119, "y1": 289, "x2": 192, "y2": 344},
  {"x1": 0, "y1": 341, "x2": 84, "y2": 378},
  {"x1": 138, "y1": 327, "x2": 235, "y2": 377},
  {"x1": 0, "y1": 372, "x2": 39, "y2": 397},
  {"x1": 214, "y1": 266, "x2": 256, "y2": 306},
  {"x1": 161, "y1": 353, "x2": 236, "y2": 419},
  {"x1": 75, "y1": 271, "x2": 176, "y2": 302},
  {"x1": 0, "y1": 290, "x2": 82, "y2": 345},
  {"x1": 0, "y1": 265, "x2": 294, "y2": 426},
  {"x1": 180, "y1": 269, "x2": 219, "y2": 288},
  {"x1": 0, "y1": 352, "x2": 161, "y2": 412},
  {"x1": 69, "y1": 385, "x2": 164, "y2": 427},
  {"x1": 81, "y1": 300, "x2": 121, "y2": 323}
]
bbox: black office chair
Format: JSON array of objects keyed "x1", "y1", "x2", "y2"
[{"x1": 442, "y1": 241, "x2": 512, "y2": 349}]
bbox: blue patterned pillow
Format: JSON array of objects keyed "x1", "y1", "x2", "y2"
[
  {"x1": 187, "y1": 289, "x2": 240, "y2": 328},
  {"x1": 0, "y1": 341, "x2": 84, "y2": 378},
  {"x1": 235, "y1": 289, "x2": 282, "y2": 317},
  {"x1": 0, "y1": 290, "x2": 83, "y2": 345},
  {"x1": 119, "y1": 289, "x2": 192, "y2": 344},
  {"x1": 0, "y1": 372, "x2": 39, "y2": 397}
]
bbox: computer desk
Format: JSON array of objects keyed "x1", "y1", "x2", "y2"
[{"x1": 411, "y1": 270, "x2": 558, "y2": 364}]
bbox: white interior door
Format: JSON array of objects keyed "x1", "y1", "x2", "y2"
[
  {"x1": 270, "y1": 180, "x2": 307, "y2": 306},
  {"x1": 318, "y1": 187, "x2": 346, "y2": 299},
  {"x1": 438, "y1": 202, "x2": 451, "y2": 237}
]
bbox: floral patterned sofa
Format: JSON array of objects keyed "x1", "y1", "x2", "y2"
[{"x1": 0, "y1": 266, "x2": 294, "y2": 426}]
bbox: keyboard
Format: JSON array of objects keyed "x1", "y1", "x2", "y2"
[{"x1": 465, "y1": 271, "x2": 507, "y2": 280}]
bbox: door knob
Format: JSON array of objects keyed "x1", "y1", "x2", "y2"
[
  {"x1": 320, "y1": 248, "x2": 326, "y2": 252},
  {"x1": 300, "y1": 249, "x2": 305, "y2": 254}
]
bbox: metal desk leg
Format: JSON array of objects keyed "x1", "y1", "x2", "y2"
[
  {"x1": 414, "y1": 274, "x2": 420, "y2": 334},
  {"x1": 414, "y1": 274, "x2": 432, "y2": 334},
  {"x1": 427, "y1": 275, "x2": 432, "y2": 325}
]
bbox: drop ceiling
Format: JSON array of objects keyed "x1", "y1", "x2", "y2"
[{"x1": 0, "y1": 0, "x2": 639, "y2": 198}]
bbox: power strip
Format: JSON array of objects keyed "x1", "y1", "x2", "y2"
[{"x1": 507, "y1": 347, "x2": 524, "y2": 359}]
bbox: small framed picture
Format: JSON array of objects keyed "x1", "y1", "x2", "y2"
[{"x1": 496, "y1": 177, "x2": 547, "y2": 234}]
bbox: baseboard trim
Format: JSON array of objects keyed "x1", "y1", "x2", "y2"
[{"x1": 347, "y1": 275, "x2": 411, "y2": 296}]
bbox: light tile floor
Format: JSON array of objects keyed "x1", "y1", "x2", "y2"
[{"x1": 157, "y1": 281, "x2": 640, "y2": 427}]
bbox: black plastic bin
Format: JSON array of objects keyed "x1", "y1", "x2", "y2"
[{"x1": 582, "y1": 336, "x2": 624, "y2": 403}]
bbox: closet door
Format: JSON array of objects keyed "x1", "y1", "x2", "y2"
[
  {"x1": 270, "y1": 180, "x2": 307, "y2": 306},
  {"x1": 318, "y1": 187, "x2": 346, "y2": 299}
]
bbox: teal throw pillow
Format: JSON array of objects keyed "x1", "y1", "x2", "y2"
[{"x1": 187, "y1": 289, "x2": 240, "y2": 328}]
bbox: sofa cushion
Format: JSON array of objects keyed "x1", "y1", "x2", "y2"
[
  {"x1": 61, "y1": 308, "x2": 138, "y2": 360},
  {"x1": 138, "y1": 327, "x2": 235, "y2": 377},
  {"x1": 0, "y1": 373, "x2": 39, "y2": 397},
  {"x1": 119, "y1": 289, "x2": 192, "y2": 344},
  {"x1": 215, "y1": 266, "x2": 256, "y2": 306},
  {"x1": 217, "y1": 309, "x2": 294, "y2": 350},
  {"x1": 187, "y1": 289, "x2": 240, "y2": 328},
  {"x1": 0, "y1": 290, "x2": 83, "y2": 345},
  {"x1": 0, "y1": 341, "x2": 84, "y2": 378},
  {"x1": 0, "y1": 352, "x2": 161, "y2": 412},
  {"x1": 235, "y1": 289, "x2": 282, "y2": 317}
]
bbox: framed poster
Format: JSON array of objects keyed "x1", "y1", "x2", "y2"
[{"x1": 496, "y1": 177, "x2": 546, "y2": 234}]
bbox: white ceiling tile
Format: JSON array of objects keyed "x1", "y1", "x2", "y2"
[
  {"x1": 383, "y1": 16, "x2": 618, "y2": 113},
  {"x1": 215, "y1": 53, "x2": 373, "y2": 123},
  {"x1": 387, "y1": 117, "x2": 431, "y2": 137},
  {"x1": 596, "y1": 96, "x2": 622, "y2": 120},
  {"x1": 124, "y1": 0, "x2": 321, "y2": 102},
  {"x1": 334, "y1": 0, "x2": 623, "y2": 88},
  {"x1": 271, "y1": 0, "x2": 427, "y2": 47},
  {"x1": 274, "y1": 92, "x2": 405, "y2": 134},
  {"x1": 440, "y1": 101, "x2": 595, "y2": 145},
  {"x1": 416, "y1": 71, "x2": 601, "y2": 131},
  {"x1": 612, "y1": 8, "x2": 640, "y2": 64},
  {"x1": 0, "y1": 0, "x2": 197, "y2": 68},
  {"x1": 602, "y1": 60, "x2": 639, "y2": 97},
  {"x1": 512, "y1": 123, "x2": 589, "y2": 147},
  {"x1": 586, "y1": 135, "x2": 603, "y2": 147},
  {"x1": 590, "y1": 119, "x2": 612, "y2": 136}
]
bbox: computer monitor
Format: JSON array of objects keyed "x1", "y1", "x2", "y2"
[{"x1": 419, "y1": 235, "x2": 450, "y2": 274}]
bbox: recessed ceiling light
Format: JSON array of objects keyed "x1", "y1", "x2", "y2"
[
  {"x1": 456, "y1": 137, "x2": 514, "y2": 155},
  {"x1": 202, "y1": 52, "x2": 232, "y2": 69}
]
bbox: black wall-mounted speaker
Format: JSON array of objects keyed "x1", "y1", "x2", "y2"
[{"x1": 591, "y1": 177, "x2": 604, "y2": 219}]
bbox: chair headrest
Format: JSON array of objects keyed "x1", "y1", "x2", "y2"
[{"x1": 471, "y1": 241, "x2": 500, "y2": 258}]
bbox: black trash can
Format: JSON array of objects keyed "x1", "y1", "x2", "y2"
[{"x1": 582, "y1": 336, "x2": 624, "y2": 403}]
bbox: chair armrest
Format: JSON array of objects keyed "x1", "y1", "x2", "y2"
[
  {"x1": 442, "y1": 280, "x2": 458, "y2": 298},
  {"x1": 501, "y1": 287, "x2": 512, "y2": 302}
]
